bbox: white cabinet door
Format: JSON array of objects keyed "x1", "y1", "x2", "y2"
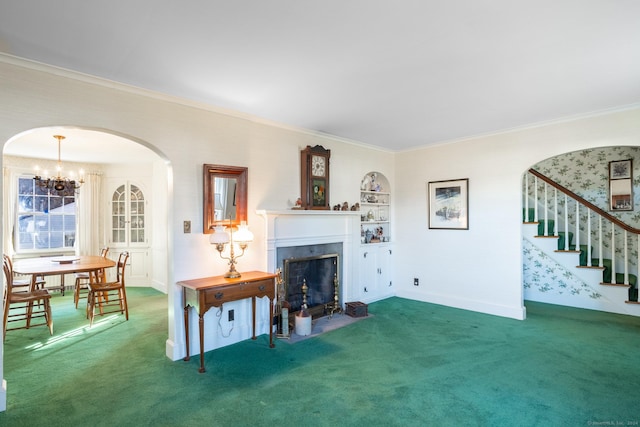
[
  {"x1": 358, "y1": 244, "x2": 393, "y2": 302},
  {"x1": 360, "y1": 246, "x2": 379, "y2": 300},
  {"x1": 377, "y1": 245, "x2": 393, "y2": 299}
]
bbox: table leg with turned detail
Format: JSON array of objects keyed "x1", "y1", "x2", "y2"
[
  {"x1": 183, "y1": 305, "x2": 190, "y2": 362},
  {"x1": 178, "y1": 271, "x2": 277, "y2": 373}
]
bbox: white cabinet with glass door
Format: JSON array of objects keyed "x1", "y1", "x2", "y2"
[{"x1": 106, "y1": 180, "x2": 150, "y2": 286}]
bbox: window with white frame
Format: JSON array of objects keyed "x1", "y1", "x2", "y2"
[{"x1": 16, "y1": 176, "x2": 77, "y2": 252}]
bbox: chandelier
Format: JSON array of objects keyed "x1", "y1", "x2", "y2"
[{"x1": 33, "y1": 135, "x2": 84, "y2": 196}]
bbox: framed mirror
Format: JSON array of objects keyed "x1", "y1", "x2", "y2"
[
  {"x1": 609, "y1": 159, "x2": 633, "y2": 211},
  {"x1": 203, "y1": 164, "x2": 248, "y2": 233}
]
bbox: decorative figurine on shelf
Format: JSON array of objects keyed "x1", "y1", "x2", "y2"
[
  {"x1": 333, "y1": 203, "x2": 341, "y2": 210},
  {"x1": 365, "y1": 229, "x2": 373, "y2": 243},
  {"x1": 361, "y1": 174, "x2": 370, "y2": 191},
  {"x1": 369, "y1": 173, "x2": 377, "y2": 191},
  {"x1": 292, "y1": 197, "x2": 302, "y2": 210},
  {"x1": 341, "y1": 202, "x2": 349, "y2": 211},
  {"x1": 351, "y1": 202, "x2": 360, "y2": 211}
]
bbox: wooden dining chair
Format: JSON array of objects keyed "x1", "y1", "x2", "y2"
[
  {"x1": 3, "y1": 254, "x2": 45, "y2": 292},
  {"x1": 87, "y1": 251, "x2": 129, "y2": 326},
  {"x1": 3, "y1": 256, "x2": 53, "y2": 341},
  {"x1": 74, "y1": 247, "x2": 109, "y2": 308}
]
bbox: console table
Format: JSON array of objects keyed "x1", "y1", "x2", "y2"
[{"x1": 178, "y1": 271, "x2": 277, "y2": 373}]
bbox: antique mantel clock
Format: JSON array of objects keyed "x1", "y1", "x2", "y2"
[{"x1": 300, "y1": 145, "x2": 330, "y2": 210}]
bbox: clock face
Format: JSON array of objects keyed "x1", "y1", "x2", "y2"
[{"x1": 312, "y1": 155, "x2": 326, "y2": 177}]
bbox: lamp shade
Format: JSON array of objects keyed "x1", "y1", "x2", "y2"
[
  {"x1": 209, "y1": 225, "x2": 230, "y2": 244},
  {"x1": 234, "y1": 221, "x2": 254, "y2": 243}
]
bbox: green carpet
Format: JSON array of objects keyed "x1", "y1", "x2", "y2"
[{"x1": 1, "y1": 289, "x2": 640, "y2": 426}]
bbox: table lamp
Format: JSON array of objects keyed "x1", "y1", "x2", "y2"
[{"x1": 209, "y1": 220, "x2": 253, "y2": 278}]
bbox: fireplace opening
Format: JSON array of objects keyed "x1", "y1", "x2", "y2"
[{"x1": 283, "y1": 253, "x2": 339, "y2": 319}]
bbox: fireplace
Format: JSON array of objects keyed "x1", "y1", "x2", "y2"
[
  {"x1": 258, "y1": 209, "x2": 360, "y2": 308},
  {"x1": 280, "y1": 245, "x2": 341, "y2": 318}
]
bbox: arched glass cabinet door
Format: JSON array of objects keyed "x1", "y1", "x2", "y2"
[{"x1": 111, "y1": 183, "x2": 146, "y2": 245}]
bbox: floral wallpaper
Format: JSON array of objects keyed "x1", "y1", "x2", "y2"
[
  {"x1": 522, "y1": 238, "x2": 602, "y2": 300},
  {"x1": 531, "y1": 146, "x2": 640, "y2": 227}
]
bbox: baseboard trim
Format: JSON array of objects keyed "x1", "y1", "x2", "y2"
[{"x1": 396, "y1": 289, "x2": 526, "y2": 320}]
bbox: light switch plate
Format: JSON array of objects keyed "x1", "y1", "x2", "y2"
[{"x1": 183, "y1": 220, "x2": 191, "y2": 233}]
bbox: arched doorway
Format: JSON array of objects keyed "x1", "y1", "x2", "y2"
[
  {"x1": 1, "y1": 125, "x2": 173, "y2": 400},
  {"x1": 522, "y1": 146, "x2": 640, "y2": 316}
]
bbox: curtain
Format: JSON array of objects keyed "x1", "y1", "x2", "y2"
[
  {"x1": 76, "y1": 172, "x2": 102, "y2": 256},
  {"x1": 3, "y1": 166, "x2": 17, "y2": 257}
]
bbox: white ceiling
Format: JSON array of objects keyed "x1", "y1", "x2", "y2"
[{"x1": 1, "y1": 0, "x2": 640, "y2": 161}]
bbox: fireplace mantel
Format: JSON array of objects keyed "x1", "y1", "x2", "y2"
[{"x1": 256, "y1": 209, "x2": 361, "y2": 302}]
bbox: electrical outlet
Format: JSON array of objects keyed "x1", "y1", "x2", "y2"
[
  {"x1": 183, "y1": 220, "x2": 191, "y2": 233},
  {"x1": 414, "y1": 278, "x2": 419, "y2": 286},
  {"x1": 228, "y1": 309, "x2": 234, "y2": 322}
]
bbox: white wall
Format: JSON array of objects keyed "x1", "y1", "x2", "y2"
[{"x1": 394, "y1": 107, "x2": 640, "y2": 320}]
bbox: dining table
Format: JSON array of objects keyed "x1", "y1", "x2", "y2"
[{"x1": 12, "y1": 255, "x2": 116, "y2": 292}]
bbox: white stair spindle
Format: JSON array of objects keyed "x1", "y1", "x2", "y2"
[
  {"x1": 611, "y1": 221, "x2": 616, "y2": 284},
  {"x1": 544, "y1": 184, "x2": 549, "y2": 236},
  {"x1": 534, "y1": 176, "x2": 539, "y2": 222},
  {"x1": 575, "y1": 203, "x2": 580, "y2": 250},
  {"x1": 587, "y1": 210, "x2": 592, "y2": 267},
  {"x1": 564, "y1": 194, "x2": 569, "y2": 251},
  {"x1": 553, "y1": 188, "x2": 558, "y2": 237},
  {"x1": 524, "y1": 173, "x2": 529, "y2": 221},
  {"x1": 598, "y1": 216, "x2": 603, "y2": 267},
  {"x1": 624, "y1": 230, "x2": 629, "y2": 285}
]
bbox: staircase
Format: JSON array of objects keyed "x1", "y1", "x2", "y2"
[{"x1": 523, "y1": 169, "x2": 640, "y2": 316}]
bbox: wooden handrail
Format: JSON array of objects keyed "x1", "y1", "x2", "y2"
[{"x1": 528, "y1": 168, "x2": 640, "y2": 235}]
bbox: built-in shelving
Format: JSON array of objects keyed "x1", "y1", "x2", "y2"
[{"x1": 359, "y1": 172, "x2": 390, "y2": 244}]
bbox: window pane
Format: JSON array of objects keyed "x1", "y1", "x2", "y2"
[
  {"x1": 18, "y1": 177, "x2": 33, "y2": 194},
  {"x1": 16, "y1": 175, "x2": 76, "y2": 252},
  {"x1": 18, "y1": 195, "x2": 34, "y2": 212},
  {"x1": 18, "y1": 215, "x2": 34, "y2": 233},
  {"x1": 35, "y1": 196, "x2": 48, "y2": 212},
  {"x1": 49, "y1": 197, "x2": 63, "y2": 211},
  {"x1": 50, "y1": 232, "x2": 63, "y2": 248},
  {"x1": 18, "y1": 234, "x2": 33, "y2": 249},
  {"x1": 64, "y1": 215, "x2": 76, "y2": 230},
  {"x1": 62, "y1": 197, "x2": 75, "y2": 213},
  {"x1": 65, "y1": 232, "x2": 75, "y2": 247}
]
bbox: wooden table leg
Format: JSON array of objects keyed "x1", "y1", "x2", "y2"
[
  {"x1": 183, "y1": 305, "x2": 190, "y2": 362},
  {"x1": 251, "y1": 296, "x2": 257, "y2": 340},
  {"x1": 198, "y1": 314, "x2": 206, "y2": 373},
  {"x1": 269, "y1": 297, "x2": 275, "y2": 348}
]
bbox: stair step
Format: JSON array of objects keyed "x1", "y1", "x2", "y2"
[
  {"x1": 522, "y1": 207, "x2": 535, "y2": 223},
  {"x1": 556, "y1": 232, "x2": 574, "y2": 250},
  {"x1": 536, "y1": 219, "x2": 555, "y2": 236}
]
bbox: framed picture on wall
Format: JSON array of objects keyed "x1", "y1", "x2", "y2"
[
  {"x1": 609, "y1": 160, "x2": 633, "y2": 211},
  {"x1": 428, "y1": 178, "x2": 469, "y2": 229}
]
